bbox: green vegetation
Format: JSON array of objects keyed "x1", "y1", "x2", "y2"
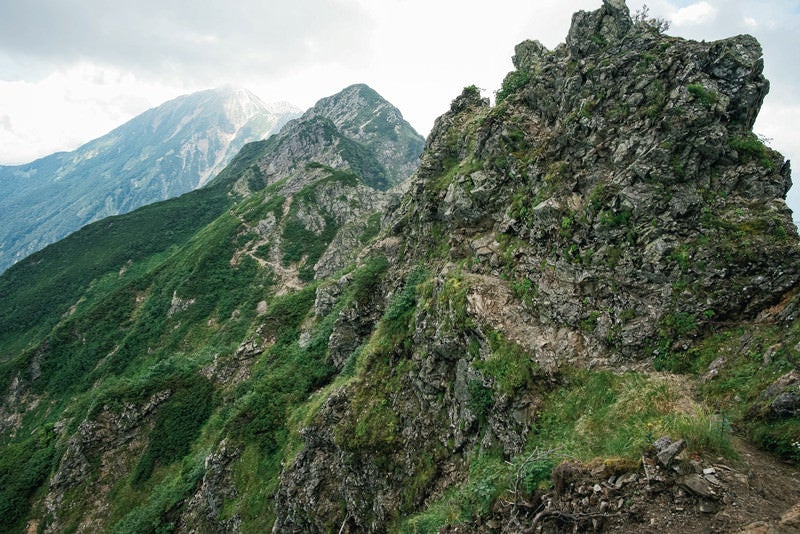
[
  {"x1": 398, "y1": 453, "x2": 513, "y2": 532},
  {"x1": 687, "y1": 83, "x2": 718, "y2": 107},
  {"x1": 280, "y1": 174, "x2": 347, "y2": 281},
  {"x1": 532, "y1": 369, "x2": 734, "y2": 460},
  {"x1": 730, "y1": 133, "x2": 777, "y2": 170},
  {"x1": 359, "y1": 212, "x2": 383, "y2": 244},
  {"x1": 475, "y1": 329, "x2": 536, "y2": 395},
  {"x1": 131, "y1": 376, "x2": 214, "y2": 485},
  {"x1": 598, "y1": 207, "x2": 633, "y2": 228},
  {"x1": 693, "y1": 322, "x2": 800, "y2": 463},
  {"x1": 336, "y1": 267, "x2": 428, "y2": 440},
  {"x1": 468, "y1": 379, "x2": 494, "y2": 426},
  {"x1": 0, "y1": 427, "x2": 57, "y2": 531},
  {"x1": 0, "y1": 183, "x2": 231, "y2": 357},
  {"x1": 496, "y1": 69, "x2": 532, "y2": 103},
  {"x1": 111, "y1": 458, "x2": 205, "y2": 534}
]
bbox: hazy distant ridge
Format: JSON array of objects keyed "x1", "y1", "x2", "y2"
[{"x1": 0, "y1": 87, "x2": 300, "y2": 273}]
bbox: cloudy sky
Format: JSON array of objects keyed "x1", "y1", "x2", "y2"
[{"x1": 1, "y1": 0, "x2": 799, "y2": 213}]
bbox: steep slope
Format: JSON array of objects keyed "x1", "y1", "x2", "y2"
[
  {"x1": 304, "y1": 84, "x2": 426, "y2": 187},
  {"x1": 0, "y1": 83, "x2": 422, "y2": 533},
  {"x1": 272, "y1": 1, "x2": 800, "y2": 532},
  {"x1": 213, "y1": 83, "x2": 425, "y2": 195},
  {"x1": 0, "y1": 87, "x2": 300, "y2": 273},
  {"x1": 0, "y1": 84, "x2": 422, "y2": 359},
  {"x1": 0, "y1": 2, "x2": 799, "y2": 533}
]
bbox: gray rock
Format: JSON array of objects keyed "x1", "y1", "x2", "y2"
[
  {"x1": 654, "y1": 436, "x2": 687, "y2": 467},
  {"x1": 772, "y1": 391, "x2": 800, "y2": 418},
  {"x1": 677, "y1": 473, "x2": 718, "y2": 500}
]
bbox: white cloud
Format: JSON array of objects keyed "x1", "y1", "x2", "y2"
[
  {"x1": 0, "y1": 63, "x2": 182, "y2": 164},
  {"x1": 671, "y1": 1, "x2": 718, "y2": 26}
]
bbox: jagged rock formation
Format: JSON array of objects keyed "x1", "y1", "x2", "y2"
[
  {"x1": 0, "y1": 87, "x2": 300, "y2": 273},
  {"x1": 305, "y1": 84, "x2": 426, "y2": 187},
  {"x1": 273, "y1": 1, "x2": 800, "y2": 531},
  {"x1": 0, "y1": 2, "x2": 798, "y2": 533}
]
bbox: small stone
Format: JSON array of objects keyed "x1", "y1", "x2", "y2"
[
  {"x1": 654, "y1": 436, "x2": 686, "y2": 467},
  {"x1": 678, "y1": 464, "x2": 698, "y2": 477},
  {"x1": 699, "y1": 498, "x2": 719, "y2": 514},
  {"x1": 677, "y1": 473, "x2": 718, "y2": 499}
]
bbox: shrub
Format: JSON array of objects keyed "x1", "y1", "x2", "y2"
[
  {"x1": 475, "y1": 330, "x2": 535, "y2": 395},
  {"x1": 131, "y1": 376, "x2": 214, "y2": 486},
  {"x1": 496, "y1": 69, "x2": 532, "y2": 104},
  {"x1": 468, "y1": 379, "x2": 494, "y2": 426},
  {"x1": 730, "y1": 133, "x2": 776, "y2": 170}
]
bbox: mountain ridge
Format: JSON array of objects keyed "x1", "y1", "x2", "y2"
[
  {"x1": 0, "y1": 87, "x2": 301, "y2": 273},
  {"x1": 0, "y1": 1, "x2": 799, "y2": 532}
]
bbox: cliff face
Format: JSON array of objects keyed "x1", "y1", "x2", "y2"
[{"x1": 273, "y1": 1, "x2": 800, "y2": 531}]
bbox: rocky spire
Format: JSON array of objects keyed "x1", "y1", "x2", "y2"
[{"x1": 567, "y1": 0, "x2": 632, "y2": 57}]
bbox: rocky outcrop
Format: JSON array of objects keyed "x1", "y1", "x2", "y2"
[
  {"x1": 396, "y1": 0, "x2": 797, "y2": 359},
  {"x1": 44, "y1": 391, "x2": 171, "y2": 533},
  {"x1": 273, "y1": 1, "x2": 800, "y2": 531},
  {"x1": 306, "y1": 84, "x2": 426, "y2": 187},
  {"x1": 179, "y1": 440, "x2": 242, "y2": 533}
]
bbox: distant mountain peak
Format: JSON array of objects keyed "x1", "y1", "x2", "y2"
[
  {"x1": 302, "y1": 83, "x2": 424, "y2": 186},
  {"x1": 0, "y1": 88, "x2": 300, "y2": 273},
  {"x1": 211, "y1": 84, "x2": 424, "y2": 195}
]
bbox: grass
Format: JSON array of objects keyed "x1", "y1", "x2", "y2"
[
  {"x1": 397, "y1": 452, "x2": 513, "y2": 533},
  {"x1": 397, "y1": 364, "x2": 739, "y2": 533},
  {"x1": 496, "y1": 69, "x2": 532, "y2": 104},
  {"x1": 730, "y1": 133, "x2": 777, "y2": 170},
  {"x1": 694, "y1": 322, "x2": 800, "y2": 463},
  {"x1": 474, "y1": 329, "x2": 536, "y2": 395},
  {"x1": 530, "y1": 369, "x2": 734, "y2": 461}
]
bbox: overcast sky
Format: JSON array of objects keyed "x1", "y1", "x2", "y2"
[{"x1": 1, "y1": 0, "x2": 799, "y2": 214}]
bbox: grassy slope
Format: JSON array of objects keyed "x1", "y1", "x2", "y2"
[
  {"x1": 0, "y1": 161, "x2": 386, "y2": 532},
  {"x1": 0, "y1": 182, "x2": 231, "y2": 358}
]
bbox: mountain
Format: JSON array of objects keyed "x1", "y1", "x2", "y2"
[
  {"x1": 1, "y1": 2, "x2": 800, "y2": 533},
  {"x1": 0, "y1": 82, "x2": 423, "y2": 533},
  {"x1": 212, "y1": 83, "x2": 425, "y2": 195},
  {"x1": 0, "y1": 83, "x2": 423, "y2": 363},
  {"x1": 0, "y1": 87, "x2": 301, "y2": 273}
]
